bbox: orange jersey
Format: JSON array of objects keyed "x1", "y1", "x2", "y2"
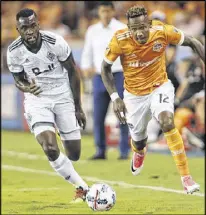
[{"x1": 104, "y1": 20, "x2": 184, "y2": 95}]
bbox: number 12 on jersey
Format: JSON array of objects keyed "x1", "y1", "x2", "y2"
[{"x1": 159, "y1": 93, "x2": 169, "y2": 103}]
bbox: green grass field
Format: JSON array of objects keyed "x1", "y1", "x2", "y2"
[{"x1": 2, "y1": 130, "x2": 205, "y2": 214}]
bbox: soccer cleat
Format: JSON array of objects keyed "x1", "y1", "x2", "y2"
[
  {"x1": 73, "y1": 186, "x2": 88, "y2": 201},
  {"x1": 181, "y1": 175, "x2": 200, "y2": 194},
  {"x1": 131, "y1": 147, "x2": 146, "y2": 176}
]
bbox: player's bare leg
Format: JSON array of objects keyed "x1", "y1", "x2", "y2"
[
  {"x1": 63, "y1": 140, "x2": 81, "y2": 161},
  {"x1": 35, "y1": 125, "x2": 88, "y2": 200},
  {"x1": 130, "y1": 137, "x2": 147, "y2": 175},
  {"x1": 158, "y1": 111, "x2": 200, "y2": 194}
]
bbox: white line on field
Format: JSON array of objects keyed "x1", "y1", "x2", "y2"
[{"x1": 2, "y1": 164, "x2": 204, "y2": 197}]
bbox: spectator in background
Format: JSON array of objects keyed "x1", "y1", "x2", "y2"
[
  {"x1": 150, "y1": 10, "x2": 166, "y2": 22},
  {"x1": 39, "y1": 2, "x2": 72, "y2": 40},
  {"x1": 61, "y1": 2, "x2": 83, "y2": 37},
  {"x1": 174, "y1": 90, "x2": 205, "y2": 150},
  {"x1": 175, "y1": 54, "x2": 205, "y2": 106},
  {"x1": 81, "y1": 1, "x2": 130, "y2": 160},
  {"x1": 166, "y1": 45, "x2": 180, "y2": 93},
  {"x1": 43, "y1": 15, "x2": 72, "y2": 40}
]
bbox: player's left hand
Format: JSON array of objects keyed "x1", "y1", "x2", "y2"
[
  {"x1": 75, "y1": 106, "x2": 86, "y2": 130},
  {"x1": 113, "y1": 98, "x2": 127, "y2": 124}
]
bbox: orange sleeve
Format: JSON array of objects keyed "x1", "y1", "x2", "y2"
[
  {"x1": 164, "y1": 24, "x2": 185, "y2": 45},
  {"x1": 103, "y1": 34, "x2": 122, "y2": 64}
]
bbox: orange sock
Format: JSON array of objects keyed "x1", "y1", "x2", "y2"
[
  {"x1": 130, "y1": 139, "x2": 144, "y2": 154},
  {"x1": 164, "y1": 128, "x2": 190, "y2": 176},
  {"x1": 174, "y1": 108, "x2": 193, "y2": 134}
]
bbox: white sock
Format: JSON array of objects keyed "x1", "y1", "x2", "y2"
[{"x1": 49, "y1": 152, "x2": 88, "y2": 190}]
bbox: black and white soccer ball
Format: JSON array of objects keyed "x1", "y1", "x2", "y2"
[{"x1": 86, "y1": 183, "x2": 116, "y2": 211}]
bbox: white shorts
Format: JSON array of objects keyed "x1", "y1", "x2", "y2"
[
  {"x1": 24, "y1": 97, "x2": 81, "y2": 140},
  {"x1": 124, "y1": 80, "x2": 175, "y2": 141}
]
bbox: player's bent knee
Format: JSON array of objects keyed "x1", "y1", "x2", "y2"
[
  {"x1": 68, "y1": 152, "x2": 80, "y2": 161},
  {"x1": 35, "y1": 129, "x2": 60, "y2": 161},
  {"x1": 159, "y1": 114, "x2": 175, "y2": 133},
  {"x1": 63, "y1": 139, "x2": 81, "y2": 161},
  {"x1": 43, "y1": 142, "x2": 60, "y2": 161},
  {"x1": 38, "y1": 138, "x2": 60, "y2": 161}
]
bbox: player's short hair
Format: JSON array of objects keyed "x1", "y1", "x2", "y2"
[
  {"x1": 97, "y1": 1, "x2": 114, "y2": 9},
  {"x1": 126, "y1": 5, "x2": 148, "y2": 20},
  {"x1": 16, "y1": 8, "x2": 37, "y2": 21}
]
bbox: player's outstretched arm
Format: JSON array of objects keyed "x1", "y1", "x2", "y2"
[
  {"x1": 181, "y1": 35, "x2": 205, "y2": 62},
  {"x1": 60, "y1": 53, "x2": 86, "y2": 129},
  {"x1": 101, "y1": 60, "x2": 127, "y2": 124}
]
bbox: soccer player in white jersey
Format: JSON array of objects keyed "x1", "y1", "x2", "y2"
[{"x1": 7, "y1": 8, "x2": 88, "y2": 201}]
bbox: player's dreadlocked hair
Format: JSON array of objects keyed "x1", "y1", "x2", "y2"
[
  {"x1": 126, "y1": 5, "x2": 148, "y2": 20},
  {"x1": 16, "y1": 8, "x2": 37, "y2": 21}
]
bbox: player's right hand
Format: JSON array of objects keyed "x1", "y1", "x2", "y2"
[
  {"x1": 15, "y1": 79, "x2": 42, "y2": 95},
  {"x1": 112, "y1": 98, "x2": 127, "y2": 124},
  {"x1": 29, "y1": 79, "x2": 42, "y2": 95}
]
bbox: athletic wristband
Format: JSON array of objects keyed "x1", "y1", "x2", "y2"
[{"x1": 110, "y1": 92, "x2": 119, "y2": 102}]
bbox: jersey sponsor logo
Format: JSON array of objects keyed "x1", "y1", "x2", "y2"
[
  {"x1": 153, "y1": 41, "x2": 163, "y2": 52},
  {"x1": 32, "y1": 63, "x2": 55, "y2": 76},
  {"x1": 47, "y1": 51, "x2": 55, "y2": 61},
  {"x1": 128, "y1": 56, "x2": 160, "y2": 68}
]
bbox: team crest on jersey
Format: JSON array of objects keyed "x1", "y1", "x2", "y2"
[
  {"x1": 153, "y1": 41, "x2": 163, "y2": 52},
  {"x1": 47, "y1": 51, "x2": 55, "y2": 61}
]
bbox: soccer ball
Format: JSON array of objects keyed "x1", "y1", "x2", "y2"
[{"x1": 86, "y1": 183, "x2": 116, "y2": 211}]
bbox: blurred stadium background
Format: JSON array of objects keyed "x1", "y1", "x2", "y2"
[{"x1": 1, "y1": 1, "x2": 205, "y2": 152}]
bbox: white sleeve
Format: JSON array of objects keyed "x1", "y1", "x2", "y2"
[
  {"x1": 7, "y1": 48, "x2": 24, "y2": 73},
  {"x1": 55, "y1": 35, "x2": 72, "y2": 62},
  {"x1": 80, "y1": 27, "x2": 93, "y2": 70}
]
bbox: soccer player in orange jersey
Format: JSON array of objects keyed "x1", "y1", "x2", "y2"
[{"x1": 101, "y1": 5, "x2": 205, "y2": 194}]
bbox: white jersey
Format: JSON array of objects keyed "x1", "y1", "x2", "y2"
[{"x1": 7, "y1": 30, "x2": 73, "y2": 101}]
